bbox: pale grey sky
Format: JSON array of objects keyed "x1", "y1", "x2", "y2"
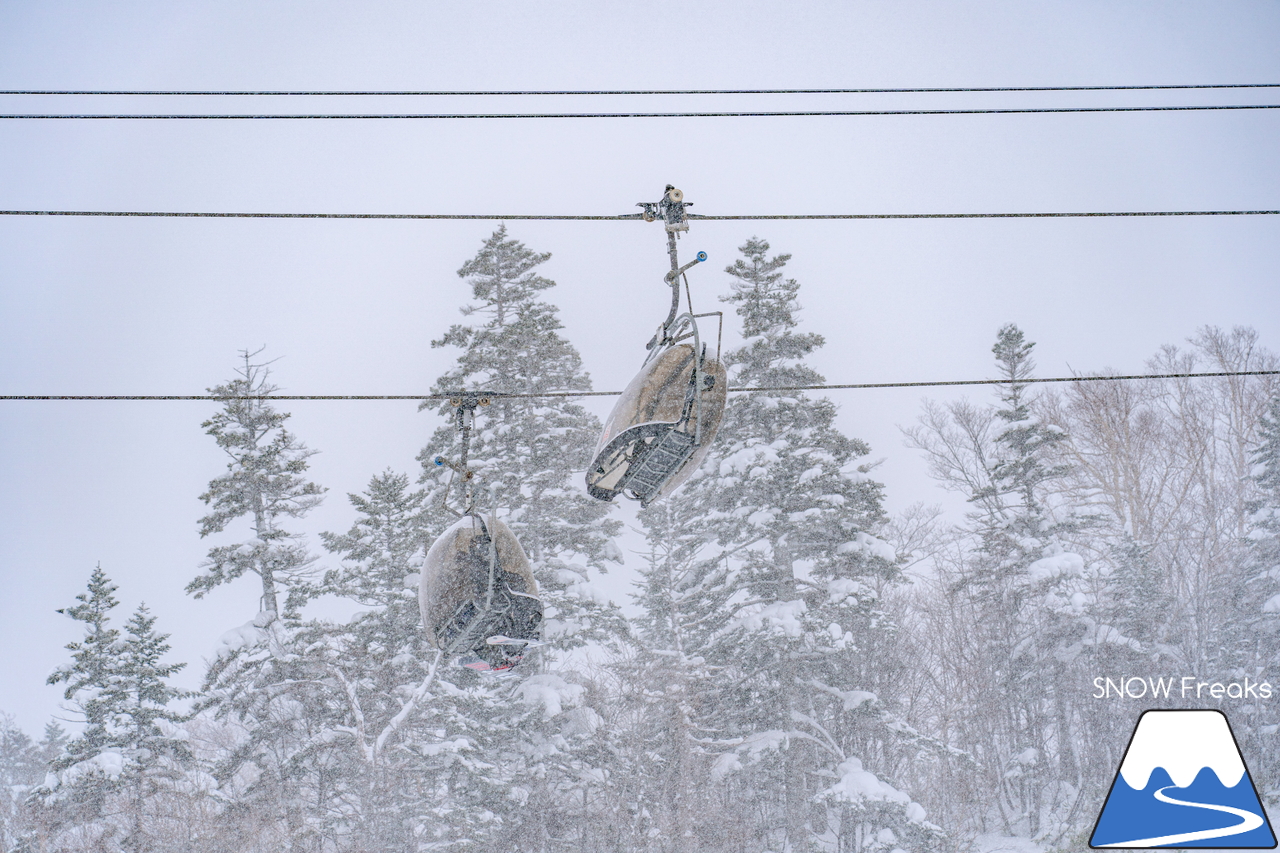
[{"x1": 2, "y1": 1, "x2": 1278, "y2": 735}]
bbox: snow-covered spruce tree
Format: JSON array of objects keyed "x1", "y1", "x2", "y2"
[
  {"x1": 1216, "y1": 388, "x2": 1280, "y2": 675},
  {"x1": 904, "y1": 325, "x2": 1089, "y2": 844},
  {"x1": 420, "y1": 226, "x2": 623, "y2": 626},
  {"x1": 1246, "y1": 392, "x2": 1280, "y2": 630},
  {"x1": 47, "y1": 565, "x2": 123, "y2": 781},
  {"x1": 3, "y1": 720, "x2": 69, "y2": 853},
  {"x1": 1, "y1": 715, "x2": 53, "y2": 853},
  {"x1": 189, "y1": 350, "x2": 325, "y2": 618},
  {"x1": 43, "y1": 567, "x2": 190, "y2": 852},
  {"x1": 1240, "y1": 393, "x2": 1280, "y2": 796},
  {"x1": 189, "y1": 353, "x2": 330, "y2": 849},
  {"x1": 609, "y1": 500, "x2": 732, "y2": 852},
  {"x1": 662, "y1": 237, "x2": 939, "y2": 852},
  {"x1": 414, "y1": 226, "x2": 626, "y2": 850}
]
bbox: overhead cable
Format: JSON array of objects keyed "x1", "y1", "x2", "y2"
[
  {"x1": 4, "y1": 104, "x2": 1279, "y2": 119},
  {"x1": 2, "y1": 209, "x2": 1278, "y2": 222},
  {"x1": 3, "y1": 84, "x2": 1278, "y2": 96},
  {"x1": 6, "y1": 370, "x2": 1277, "y2": 402},
  {"x1": 730, "y1": 370, "x2": 1280, "y2": 394}
]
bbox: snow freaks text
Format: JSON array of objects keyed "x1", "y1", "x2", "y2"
[{"x1": 1092, "y1": 676, "x2": 1275, "y2": 700}]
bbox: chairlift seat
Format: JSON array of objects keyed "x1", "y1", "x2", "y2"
[
  {"x1": 419, "y1": 514, "x2": 542, "y2": 668},
  {"x1": 587, "y1": 342, "x2": 727, "y2": 506}
]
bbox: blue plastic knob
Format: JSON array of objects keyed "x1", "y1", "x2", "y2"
[{"x1": 696, "y1": 251, "x2": 708, "y2": 262}]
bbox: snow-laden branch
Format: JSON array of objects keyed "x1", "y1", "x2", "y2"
[
  {"x1": 789, "y1": 710, "x2": 844, "y2": 761},
  {"x1": 374, "y1": 650, "x2": 443, "y2": 762},
  {"x1": 807, "y1": 679, "x2": 878, "y2": 712},
  {"x1": 329, "y1": 664, "x2": 373, "y2": 765}
]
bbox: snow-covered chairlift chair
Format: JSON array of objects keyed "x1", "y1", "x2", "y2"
[
  {"x1": 419, "y1": 395, "x2": 542, "y2": 671},
  {"x1": 420, "y1": 513, "x2": 542, "y2": 671},
  {"x1": 586, "y1": 186, "x2": 728, "y2": 507}
]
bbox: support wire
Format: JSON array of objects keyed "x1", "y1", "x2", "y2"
[
  {"x1": 2, "y1": 209, "x2": 1277, "y2": 221},
  {"x1": 5, "y1": 370, "x2": 1277, "y2": 402},
  {"x1": 4, "y1": 83, "x2": 1279, "y2": 96},
  {"x1": 4, "y1": 104, "x2": 1279, "y2": 119}
]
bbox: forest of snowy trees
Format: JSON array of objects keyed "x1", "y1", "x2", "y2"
[{"x1": 3, "y1": 228, "x2": 1279, "y2": 853}]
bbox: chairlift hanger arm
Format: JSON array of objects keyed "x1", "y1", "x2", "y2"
[
  {"x1": 432, "y1": 392, "x2": 497, "y2": 516},
  {"x1": 636, "y1": 185, "x2": 709, "y2": 344}
]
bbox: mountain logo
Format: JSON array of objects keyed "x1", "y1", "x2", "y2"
[{"x1": 1090, "y1": 709, "x2": 1276, "y2": 848}]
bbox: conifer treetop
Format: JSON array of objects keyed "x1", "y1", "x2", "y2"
[
  {"x1": 198, "y1": 351, "x2": 324, "y2": 538},
  {"x1": 120, "y1": 603, "x2": 188, "y2": 704},
  {"x1": 47, "y1": 566, "x2": 123, "y2": 769},
  {"x1": 983, "y1": 323, "x2": 1071, "y2": 515},
  {"x1": 430, "y1": 228, "x2": 591, "y2": 399},
  {"x1": 723, "y1": 237, "x2": 799, "y2": 338},
  {"x1": 720, "y1": 237, "x2": 825, "y2": 389},
  {"x1": 190, "y1": 351, "x2": 324, "y2": 615},
  {"x1": 316, "y1": 469, "x2": 430, "y2": 607},
  {"x1": 456, "y1": 224, "x2": 555, "y2": 324},
  {"x1": 53, "y1": 563, "x2": 118, "y2": 641},
  {"x1": 420, "y1": 226, "x2": 624, "y2": 651},
  {"x1": 48, "y1": 565, "x2": 121, "y2": 722}
]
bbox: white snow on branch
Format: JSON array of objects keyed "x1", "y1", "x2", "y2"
[
  {"x1": 515, "y1": 674, "x2": 584, "y2": 719},
  {"x1": 734, "y1": 600, "x2": 807, "y2": 637},
  {"x1": 808, "y1": 679, "x2": 878, "y2": 712},
  {"x1": 1026, "y1": 552, "x2": 1083, "y2": 582},
  {"x1": 214, "y1": 613, "x2": 273, "y2": 659},
  {"x1": 836, "y1": 532, "x2": 896, "y2": 563},
  {"x1": 823, "y1": 756, "x2": 928, "y2": 825}
]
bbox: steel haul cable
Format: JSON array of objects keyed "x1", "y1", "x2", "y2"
[
  {"x1": 5, "y1": 370, "x2": 1278, "y2": 402},
  {"x1": 3, "y1": 83, "x2": 1278, "y2": 95},
  {"x1": 4, "y1": 104, "x2": 1280, "y2": 119},
  {"x1": 2, "y1": 209, "x2": 1278, "y2": 221}
]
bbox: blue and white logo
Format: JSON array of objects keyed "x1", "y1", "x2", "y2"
[{"x1": 1091, "y1": 709, "x2": 1276, "y2": 848}]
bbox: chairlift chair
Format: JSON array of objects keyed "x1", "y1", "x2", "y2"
[
  {"x1": 419, "y1": 395, "x2": 542, "y2": 671},
  {"x1": 586, "y1": 186, "x2": 728, "y2": 507},
  {"x1": 420, "y1": 512, "x2": 542, "y2": 670}
]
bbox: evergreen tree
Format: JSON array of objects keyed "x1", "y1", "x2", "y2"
[
  {"x1": 191, "y1": 353, "x2": 330, "y2": 849},
  {"x1": 613, "y1": 502, "x2": 729, "y2": 852},
  {"x1": 47, "y1": 565, "x2": 125, "y2": 777},
  {"x1": 969, "y1": 326, "x2": 1076, "y2": 583},
  {"x1": 647, "y1": 237, "x2": 938, "y2": 851},
  {"x1": 317, "y1": 470, "x2": 430, "y2": 610},
  {"x1": 39, "y1": 722, "x2": 69, "y2": 771},
  {"x1": 1241, "y1": 393, "x2": 1280, "y2": 795},
  {"x1": 1244, "y1": 393, "x2": 1280, "y2": 634},
  {"x1": 117, "y1": 606, "x2": 190, "y2": 755},
  {"x1": 419, "y1": 226, "x2": 624, "y2": 642},
  {"x1": 983, "y1": 328, "x2": 1092, "y2": 842},
  {"x1": 1, "y1": 715, "x2": 47, "y2": 853},
  {"x1": 188, "y1": 350, "x2": 325, "y2": 619},
  {"x1": 116, "y1": 606, "x2": 192, "y2": 853},
  {"x1": 1096, "y1": 538, "x2": 1170, "y2": 652},
  {"x1": 905, "y1": 325, "x2": 1088, "y2": 844},
  {"x1": 0, "y1": 716, "x2": 45, "y2": 790},
  {"x1": 414, "y1": 226, "x2": 626, "y2": 849},
  {"x1": 43, "y1": 569, "x2": 190, "y2": 852}
]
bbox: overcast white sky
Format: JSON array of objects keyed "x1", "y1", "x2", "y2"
[{"x1": 2, "y1": 2, "x2": 1278, "y2": 736}]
